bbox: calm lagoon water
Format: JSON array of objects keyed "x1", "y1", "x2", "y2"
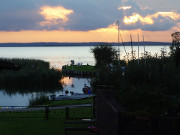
[
  {"x1": 0, "y1": 46, "x2": 170, "y2": 106},
  {"x1": 0, "y1": 46, "x2": 95, "y2": 69}
]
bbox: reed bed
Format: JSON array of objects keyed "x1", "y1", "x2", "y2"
[{"x1": 0, "y1": 58, "x2": 62, "y2": 92}]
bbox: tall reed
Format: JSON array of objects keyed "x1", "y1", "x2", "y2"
[{"x1": 0, "y1": 58, "x2": 62, "y2": 93}]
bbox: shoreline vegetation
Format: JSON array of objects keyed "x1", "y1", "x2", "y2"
[
  {"x1": 29, "y1": 94, "x2": 93, "y2": 107},
  {"x1": 0, "y1": 58, "x2": 62, "y2": 93}
]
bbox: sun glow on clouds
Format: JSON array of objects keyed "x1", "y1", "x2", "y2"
[
  {"x1": 123, "y1": 12, "x2": 180, "y2": 25},
  {"x1": 0, "y1": 27, "x2": 172, "y2": 43},
  {"x1": 118, "y1": 6, "x2": 132, "y2": 10},
  {"x1": 39, "y1": 5, "x2": 74, "y2": 26},
  {"x1": 92, "y1": 24, "x2": 117, "y2": 33},
  {"x1": 1, "y1": 24, "x2": 164, "y2": 43},
  {"x1": 158, "y1": 12, "x2": 180, "y2": 20},
  {"x1": 124, "y1": 13, "x2": 154, "y2": 25},
  {"x1": 0, "y1": 18, "x2": 174, "y2": 43}
]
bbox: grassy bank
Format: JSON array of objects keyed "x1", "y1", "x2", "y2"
[
  {"x1": 29, "y1": 94, "x2": 93, "y2": 107},
  {"x1": 0, "y1": 107, "x2": 92, "y2": 119},
  {"x1": 0, "y1": 58, "x2": 62, "y2": 92},
  {"x1": 45, "y1": 97, "x2": 93, "y2": 106},
  {"x1": 0, "y1": 118, "x2": 64, "y2": 135}
]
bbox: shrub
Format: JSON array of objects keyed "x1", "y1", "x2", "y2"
[{"x1": 29, "y1": 94, "x2": 49, "y2": 107}]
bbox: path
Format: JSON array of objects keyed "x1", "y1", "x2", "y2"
[{"x1": 0, "y1": 103, "x2": 93, "y2": 112}]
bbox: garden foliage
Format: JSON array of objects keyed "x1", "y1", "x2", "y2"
[{"x1": 91, "y1": 43, "x2": 180, "y2": 115}]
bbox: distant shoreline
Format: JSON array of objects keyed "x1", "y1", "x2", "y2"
[{"x1": 0, "y1": 42, "x2": 171, "y2": 47}]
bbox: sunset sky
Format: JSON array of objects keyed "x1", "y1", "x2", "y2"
[{"x1": 1, "y1": 0, "x2": 180, "y2": 43}]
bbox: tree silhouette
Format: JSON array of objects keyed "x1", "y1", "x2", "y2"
[{"x1": 91, "y1": 44, "x2": 118, "y2": 68}]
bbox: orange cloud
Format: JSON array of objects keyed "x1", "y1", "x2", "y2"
[
  {"x1": 123, "y1": 12, "x2": 180, "y2": 25},
  {"x1": 124, "y1": 13, "x2": 154, "y2": 25},
  {"x1": 172, "y1": 23, "x2": 180, "y2": 31},
  {"x1": 158, "y1": 12, "x2": 180, "y2": 20},
  {"x1": 118, "y1": 6, "x2": 132, "y2": 10},
  {"x1": 39, "y1": 5, "x2": 74, "y2": 26}
]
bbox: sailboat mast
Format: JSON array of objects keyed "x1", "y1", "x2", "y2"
[
  {"x1": 130, "y1": 34, "x2": 133, "y2": 59},
  {"x1": 117, "y1": 21, "x2": 120, "y2": 62},
  {"x1": 138, "y1": 34, "x2": 140, "y2": 65},
  {"x1": 143, "y1": 35, "x2": 145, "y2": 57},
  {"x1": 143, "y1": 35, "x2": 146, "y2": 65}
]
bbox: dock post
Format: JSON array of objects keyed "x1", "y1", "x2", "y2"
[{"x1": 65, "y1": 107, "x2": 69, "y2": 120}]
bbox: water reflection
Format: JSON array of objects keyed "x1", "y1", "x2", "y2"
[
  {"x1": 0, "y1": 90, "x2": 32, "y2": 106},
  {"x1": 0, "y1": 87, "x2": 62, "y2": 95},
  {"x1": 61, "y1": 76, "x2": 73, "y2": 86},
  {"x1": 0, "y1": 46, "x2": 169, "y2": 106},
  {"x1": 0, "y1": 77, "x2": 90, "y2": 106},
  {"x1": 61, "y1": 77, "x2": 91, "y2": 94}
]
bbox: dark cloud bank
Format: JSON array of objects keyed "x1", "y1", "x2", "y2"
[{"x1": 0, "y1": 0, "x2": 179, "y2": 31}]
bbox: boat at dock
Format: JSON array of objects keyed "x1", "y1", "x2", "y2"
[
  {"x1": 82, "y1": 84, "x2": 92, "y2": 94},
  {"x1": 50, "y1": 84, "x2": 94, "y2": 101}
]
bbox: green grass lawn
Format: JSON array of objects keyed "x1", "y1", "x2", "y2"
[
  {"x1": 0, "y1": 107, "x2": 93, "y2": 135},
  {"x1": 0, "y1": 107, "x2": 93, "y2": 119},
  {"x1": 0, "y1": 118, "x2": 65, "y2": 135},
  {"x1": 29, "y1": 96, "x2": 93, "y2": 107}
]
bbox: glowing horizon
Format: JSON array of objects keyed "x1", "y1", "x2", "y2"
[{"x1": 0, "y1": 27, "x2": 173, "y2": 43}]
